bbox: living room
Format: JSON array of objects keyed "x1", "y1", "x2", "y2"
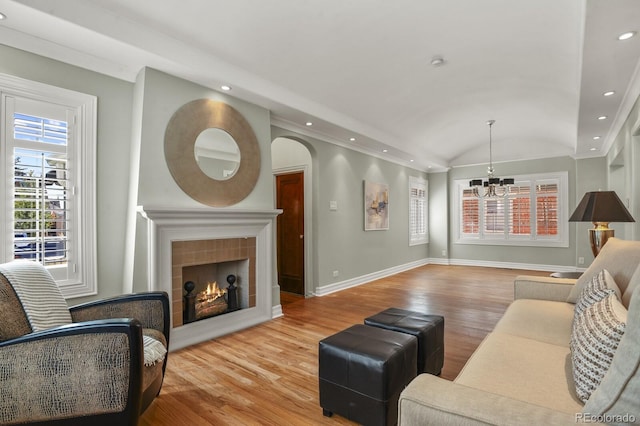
[{"x1": 1, "y1": 1, "x2": 640, "y2": 425}]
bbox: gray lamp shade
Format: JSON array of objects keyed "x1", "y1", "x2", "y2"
[{"x1": 569, "y1": 191, "x2": 635, "y2": 223}]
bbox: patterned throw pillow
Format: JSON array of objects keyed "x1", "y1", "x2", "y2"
[
  {"x1": 570, "y1": 293, "x2": 627, "y2": 403},
  {"x1": 574, "y1": 269, "x2": 620, "y2": 318}
]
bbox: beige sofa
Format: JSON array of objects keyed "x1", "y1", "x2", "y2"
[{"x1": 398, "y1": 238, "x2": 640, "y2": 425}]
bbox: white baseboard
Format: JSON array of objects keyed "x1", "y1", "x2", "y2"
[
  {"x1": 313, "y1": 257, "x2": 584, "y2": 298},
  {"x1": 314, "y1": 258, "x2": 429, "y2": 296},
  {"x1": 272, "y1": 304, "x2": 284, "y2": 318},
  {"x1": 426, "y1": 257, "x2": 450, "y2": 265},
  {"x1": 439, "y1": 257, "x2": 585, "y2": 273}
]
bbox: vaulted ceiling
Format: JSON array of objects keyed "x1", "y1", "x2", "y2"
[{"x1": 1, "y1": 0, "x2": 639, "y2": 171}]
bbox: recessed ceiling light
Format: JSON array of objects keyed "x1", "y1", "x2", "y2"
[
  {"x1": 603, "y1": 91, "x2": 615, "y2": 97},
  {"x1": 618, "y1": 31, "x2": 637, "y2": 41},
  {"x1": 598, "y1": 116, "x2": 607, "y2": 120},
  {"x1": 305, "y1": 122, "x2": 312, "y2": 126},
  {"x1": 410, "y1": 159, "x2": 414, "y2": 162},
  {"x1": 430, "y1": 56, "x2": 445, "y2": 67},
  {"x1": 220, "y1": 85, "x2": 231, "y2": 91},
  {"x1": 593, "y1": 136, "x2": 601, "y2": 140},
  {"x1": 349, "y1": 137, "x2": 356, "y2": 141},
  {"x1": 0, "y1": 12, "x2": 6, "y2": 20},
  {"x1": 382, "y1": 149, "x2": 388, "y2": 153},
  {"x1": 590, "y1": 147, "x2": 597, "y2": 151}
]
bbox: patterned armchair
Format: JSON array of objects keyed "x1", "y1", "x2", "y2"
[{"x1": 0, "y1": 260, "x2": 170, "y2": 426}]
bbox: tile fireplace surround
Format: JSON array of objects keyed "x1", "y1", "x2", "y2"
[{"x1": 142, "y1": 207, "x2": 281, "y2": 350}]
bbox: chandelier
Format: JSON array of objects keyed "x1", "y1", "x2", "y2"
[{"x1": 469, "y1": 120, "x2": 514, "y2": 197}]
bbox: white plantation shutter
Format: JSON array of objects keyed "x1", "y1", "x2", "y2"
[
  {"x1": 455, "y1": 172, "x2": 568, "y2": 247},
  {"x1": 508, "y1": 183, "x2": 531, "y2": 236},
  {"x1": 409, "y1": 177, "x2": 428, "y2": 245},
  {"x1": 483, "y1": 198, "x2": 505, "y2": 236},
  {"x1": 536, "y1": 181, "x2": 559, "y2": 237},
  {"x1": 461, "y1": 188, "x2": 480, "y2": 236}
]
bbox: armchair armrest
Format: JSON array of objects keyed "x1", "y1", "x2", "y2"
[
  {"x1": 0, "y1": 319, "x2": 143, "y2": 426},
  {"x1": 514, "y1": 275, "x2": 576, "y2": 302},
  {"x1": 70, "y1": 291, "x2": 170, "y2": 347},
  {"x1": 398, "y1": 374, "x2": 595, "y2": 425}
]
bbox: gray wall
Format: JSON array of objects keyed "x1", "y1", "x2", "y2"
[
  {"x1": 429, "y1": 157, "x2": 606, "y2": 268},
  {"x1": 4, "y1": 42, "x2": 636, "y2": 303},
  {"x1": 128, "y1": 67, "x2": 277, "y2": 301},
  {"x1": 427, "y1": 172, "x2": 449, "y2": 260},
  {"x1": 575, "y1": 157, "x2": 607, "y2": 265},
  {"x1": 606, "y1": 95, "x2": 640, "y2": 242},
  {"x1": 271, "y1": 127, "x2": 429, "y2": 292},
  {"x1": 0, "y1": 44, "x2": 135, "y2": 304},
  {"x1": 134, "y1": 68, "x2": 274, "y2": 209},
  {"x1": 450, "y1": 156, "x2": 577, "y2": 267}
]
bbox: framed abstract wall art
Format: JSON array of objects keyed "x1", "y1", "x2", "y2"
[{"x1": 364, "y1": 180, "x2": 389, "y2": 230}]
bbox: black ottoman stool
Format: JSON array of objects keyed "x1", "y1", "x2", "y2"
[
  {"x1": 319, "y1": 324, "x2": 417, "y2": 426},
  {"x1": 365, "y1": 308, "x2": 444, "y2": 375}
]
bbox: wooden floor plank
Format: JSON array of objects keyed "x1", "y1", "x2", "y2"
[{"x1": 139, "y1": 264, "x2": 549, "y2": 425}]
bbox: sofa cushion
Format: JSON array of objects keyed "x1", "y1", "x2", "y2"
[
  {"x1": 584, "y1": 285, "x2": 640, "y2": 420},
  {"x1": 492, "y1": 299, "x2": 574, "y2": 347},
  {"x1": 574, "y1": 269, "x2": 620, "y2": 317},
  {"x1": 455, "y1": 332, "x2": 583, "y2": 414},
  {"x1": 567, "y1": 238, "x2": 640, "y2": 306},
  {"x1": 571, "y1": 293, "x2": 627, "y2": 403},
  {"x1": 621, "y1": 263, "x2": 640, "y2": 308}
]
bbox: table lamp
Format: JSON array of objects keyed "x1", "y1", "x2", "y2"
[{"x1": 569, "y1": 191, "x2": 635, "y2": 257}]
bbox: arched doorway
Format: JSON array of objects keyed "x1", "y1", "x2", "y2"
[{"x1": 271, "y1": 137, "x2": 313, "y2": 300}]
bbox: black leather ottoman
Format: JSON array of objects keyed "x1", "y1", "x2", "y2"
[
  {"x1": 365, "y1": 308, "x2": 444, "y2": 375},
  {"x1": 319, "y1": 324, "x2": 417, "y2": 426}
]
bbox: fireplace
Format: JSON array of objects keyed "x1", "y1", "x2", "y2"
[
  {"x1": 142, "y1": 208, "x2": 281, "y2": 350},
  {"x1": 173, "y1": 238, "x2": 254, "y2": 326}
]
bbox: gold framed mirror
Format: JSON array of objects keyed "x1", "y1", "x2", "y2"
[{"x1": 164, "y1": 99, "x2": 261, "y2": 206}]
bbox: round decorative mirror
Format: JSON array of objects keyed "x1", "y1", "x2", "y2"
[
  {"x1": 164, "y1": 99, "x2": 261, "y2": 207},
  {"x1": 194, "y1": 128, "x2": 241, "y2": 180}
]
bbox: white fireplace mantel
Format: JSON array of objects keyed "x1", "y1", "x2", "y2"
[{"x1": 140, "y1": 206, "x2": 281, "y2": 350}]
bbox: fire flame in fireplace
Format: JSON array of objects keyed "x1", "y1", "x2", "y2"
[{"x1": 198, "y1": 281, "x2": 227, "y2": 302}]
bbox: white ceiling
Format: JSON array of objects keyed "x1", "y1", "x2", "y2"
[{"x1": 1, "y1": 0, "x2": 639, "y2": 172}]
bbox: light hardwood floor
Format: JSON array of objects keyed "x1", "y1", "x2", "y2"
[{"x1": 139, "y1": 264, "x2": 549, "y2": 426}]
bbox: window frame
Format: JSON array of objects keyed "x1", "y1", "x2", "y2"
[
  {"x1": 0, "y1": 73, "x2": 97, "y2": 298},
  {"x1": 409, "y1": 176, "x2": 428, "y2": 246},
  {"x1": 454, "y1": 171, "x2": 569, "y2": 248}
]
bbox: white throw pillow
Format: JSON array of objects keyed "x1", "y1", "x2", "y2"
[
  {"x1": 0, "y1": 260, "x2": 71, "y2": 331},
  {"x1": 574, "y1": 269, "x2": 621, "y2": 318},
  {"x1": 584, "y1": 285, "x2": 640, "y2": 420},
  {"x1": 571, "y1": 293, "x2": 627, "y2": 403}
]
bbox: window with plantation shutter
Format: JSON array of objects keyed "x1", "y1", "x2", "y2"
[
  {"x1": 484, "y1": 198, "x2": 505, "y2": 235},
  {"x1": 409, "y1": 176, "x2": 428, "y2": 245},
  {"x1": 455, "y1": 172, "x2": 568, "y2": 247},
  {"x1": 461, "y1": 189, "x2": 480, "y2": 235},
  {"x1": 536, "y1": 181, "x2": 559, "y2": 237},
  {"x1": 509, "y1": 183, "x2": 531, "y2": 236},
  {"x1": 13, "y1": 115, "x2": 70, "y2": 266},
  {"x1": 1, "y1": 74, "x2": 97, "y2": 298}
]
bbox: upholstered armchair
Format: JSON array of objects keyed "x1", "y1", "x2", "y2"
[{"x1": 0, "y1": 260, "x2": 170, "y2": 425}]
